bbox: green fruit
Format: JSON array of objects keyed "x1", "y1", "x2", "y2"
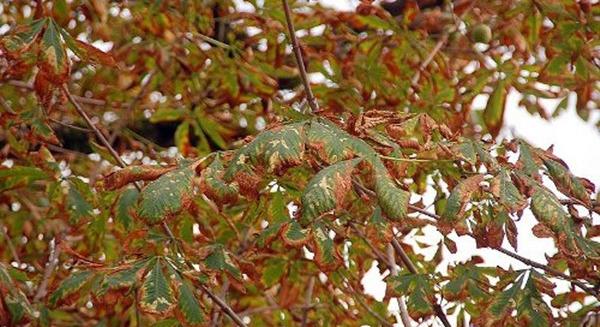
[{"x1": 471, "y1": 24, "x2": 492, "y2": 43}]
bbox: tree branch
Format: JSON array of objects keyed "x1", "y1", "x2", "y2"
[
  {"x1": 387, "y1": 244, "x2": 412, "y2": 327},
  {"x1": 300, "y1": 276, "x2": 315, "y2": 327},
  {"x1": 200, "y1": 284, "x2": 247, "y2": 327},
  {"x1": 1, "y1": 224, "x2": 21, "y2": 265},
  {"x1": 7, "y1": 80, "x2": 131, "y2": 108},
  {"x1": 34, "y1": 236, "x2": 61, "y2": 302},
  {"x1": 391, "y1": 238, "x2": 451, "y2": 327},
  {"x1": 60, "y1": 84, "x2": 178, "y2": 249},
  {"x1": 281, "y1": 0, "x2": 319, "y2": 113},
  {"x1": 406, "y1": 204, "x2": 600, "y2": 298}
]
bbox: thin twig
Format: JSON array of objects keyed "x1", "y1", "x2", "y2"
[
  {"x1": 407, "y1": 2, "x2": 475, "y2": 96},
  {"x1": 48, "y1": 118, "x2": 93, "y2": 133},
  {"x1": 200, "y1": 284, "x2": 247, "y2": 327},
  {"x1": 1, "y1": 225, "x2": 21, "y2": 264},
  {"x1": 495, "y1": 247, "x2": 599, "y2": 297},
  {"x1": 7, "y1": 80, "x2": 131, "y2": 108},
  {"x1": 0, "y1": 94, "x2": 17, "y2": 114},
  {"x1": 34, "y1": 237, "x2": 61, "y2": 302},
  {"x1": 281, "y1": 0, "x2": 319, "y2": 113},
  {"x1": 391, "y1": 237, "x2": 451, "y2": 327},
  {"x1": 387, "y1": 244, "x2": 412, "y2": 327},
  {"x1": 406, "y1": 203, "x2": 600, "y2": 298},
  {"x1": 350, "y1": 223, "x2": 391, "y2": 268},
  {"x1": 60, "y1": 84, "x2": 177, "y2": 245},
  {"x1": 300, "y1": 276, "x2": 315, "y2": 327},
  {"x1": 345, "y1": 281, "x2": 394, "y2": 327}
]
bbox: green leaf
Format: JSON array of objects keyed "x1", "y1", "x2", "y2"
[
  {"x1": 41, "y1": 20, "x2": 69, "y2": 76},
  {"x1": 177, "y1": 281, "x2": 205, "y2": 326},
  {"x1": 280, "y1": 220, "x2": 310, "y2": 246},
  {"x1": 196, "y1": 112, "x2": 228, "y2": 150},
  {"x1": 205, "y1": 245, "x2": 242, "y2": 279},
  {"x1": 530, "y1": 186, "x2": 570, "y2": 233},
  {"x1": 489, "y1": 275, "x2": 521, "y2": 318},
  {"x1": 31, "y1": 118, "x2": 60, "y2": 144},
  {"x1": 199, "y1": 156, "x2": 238, "y2": 206},
  {"x1": 517, "y1": 141, "x2": 540, "y2": 178},
  {"x1": 300, "y1": 158, "x2": 361, "y2": 225},
  {"x1": 483, "y1": 79, "x2": 507, "y2": 137},
  {"x1": 139, "y1": 259, "x2": 176, "y2": 315},
  {"x1": 492, "y1": 169, "x2": 526, "y2": 213},
  {"x1": 373, "y1": 169, "x2": 409, "y2": 220},
  {"x1": 136, "y1": 163, "x2": 197, "y2": 224},
  {"x1": 67, "y1": 184, "x2": 94, "y2": 224},
  {"x1": 262, "y1": 258, "x2": 287, "y2": 287},
  {"x1": 307, "y1": 120, "x2": 355, "y2": 164},
  {"x1": 114, "y1": 188, "x2": 139, "y2": 230},
  {"x1": 0, "y1": 166, "x2": 48, "y2": 192},
  {"x1": 152, "y1": 319, "x2": 181, "y2": 327},
  {"x1": 542, "y1": 158, "x2": 590, "y2": 206},
  {"x1": 49, "y1": 271, "x2": 94, "y2": 306},
  {"x1": 392, "y1": 273, "x2": 434, "y2": 320},
  {"x1": 442, "y1": 175, "x2": 484, "y2": 223},
  {"x1": 8, "y1": 18, "x2": 47, "y2": 50},
  {"x1": 225, "y1": 122, "x2": 306, "y2": 178},
  {"x1": 312, "y1": 225, "x2": 339, "y2": 270},
  {"x1": 174, "y1": 121, "x2": 191, "y2": 154},
  {"x1": 99, "y1": 259, "x2": 150, "y2": 295},
  {"x1": 150, "y1": 108, "x2": 186, "y2": 123}
]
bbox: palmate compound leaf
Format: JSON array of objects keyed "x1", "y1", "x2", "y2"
[
  {"x1": 487, "y1": 271, "x2": 553, "y2": 326},
  {"x1": 67, "y1": 182, "x2": 94, "y2": 224},
  {"x1": 299, "y1": 158, "x2": 361, "y2": 225},
  {"x1": 135, "y1": 162, "x2": 198, "y2": 225},
  {"x1": 204, "y1": 245, "x2": 242, "y2": 280},
  {"x1": 0, "y1": 18, "x2": 46, "y2": 55},
  {"x1": 517, "y1": 140, "x2": 542, "y2": 179},
  {"x1": 138, "y1": 259, "x2": 176, "y2": 316},
  {"x1": 491, "y1": 169, "x2": 527, "y2": 213},
  {"x1": 392, "y1": 272, "x2": 435, "y2": 320},
  {"x1": 97, "y1": 259, "x2": 151, "y2": 296}
]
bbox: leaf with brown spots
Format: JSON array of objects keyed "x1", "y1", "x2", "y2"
[
  {"x1": 441, "y1": 174, "x2": 484, "y2": 227},
  {"x1": 135, "y1": 162, "x2": 197, "y2": 225},
  {"x1": 299, "y1": 158, "x2": 361, "y2": 225}
]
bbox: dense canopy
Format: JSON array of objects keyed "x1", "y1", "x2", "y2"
[{"x1": 1, "y1": 0, "x2": 599, "y2": 326}]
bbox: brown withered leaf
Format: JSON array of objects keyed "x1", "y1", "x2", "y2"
[{"x1": 104, "y1": 165, "x2": 176, "y2": 191}]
